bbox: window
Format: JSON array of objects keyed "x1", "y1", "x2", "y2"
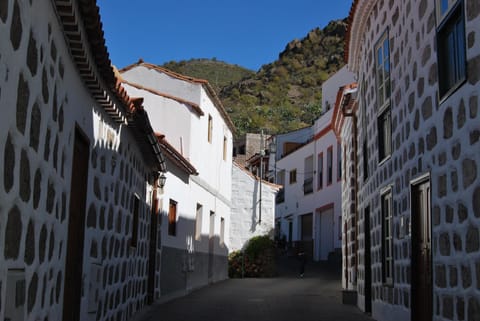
[
  {"x1": 277, "y1": 170, "x2": 285, "y2": 186},
  {"x1": 376, "y1": 31, "x2": 391, "y2": 110},
  {"x1": 361, "y1": 77, "x2": 369, "y2": 180},
  {"x1": 437, "y1": 0, "x2": 466, "y2": 99},
  {"x1": 220, "y1": 217, "x2": 225, "y2": 245},
  {"x1": 375, "y1": 31, "x2": 392, "y2": 162},
  {"x1": 303, "y1": 156, "x2": 313, "y2": 194},
  {"x1": 195, "y1": 203, "x2": 203, "y2": 240},
  {"x1": 378, "y1": 108, "x2": 392, "y2": 161},
  {"x1": 131, "y1": 195, "x2": 140, "y2": 247},
  {"x1": 318, "y1": 153, "x2": 323, "y2": 190},
  {"x1": 327, "y1": 146, "x2": 333, "y2": 185},
  {"x1": 337, "y1": 142, "x2": 342, "y2": 181},
  {"x1": 381, "y1": 188, "x2": 393, "y2": 285},
  {"x1": 207, "y1": 115, "x2": 213, "y2": 143},
  {"x1": 209, "y1": 211, "x2": 215, "y2": 239},
  {"x1": 168, "y1": 199, "x2": 177, "y2": 236},
  {"x1": 289, "y1": 169, "x2": 297, "y2": 184},
  {"x1": 223, "y1": 136, "x2": 227, "y2": 161}
]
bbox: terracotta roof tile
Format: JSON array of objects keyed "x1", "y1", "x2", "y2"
[
  {"x1": 53, "y1": 0, "x2": 166, "y2": 172},
  {"x1": 121, "y1": 60, "x2": 236, "y2": 134},
  {"x1": 120, "y1": 78, "x2": 205, "y2": 116},
  {"x1": 233, "y1": 161, "x2": 282, "y2": 190},
  {"x1": 155, "y1": 133, "x2": 198, "y2": 175}
]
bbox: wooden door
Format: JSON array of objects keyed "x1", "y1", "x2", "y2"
[
  {"x1": 411, "y1": 179, "x2": 432, "y2": 321},
  {"x1": 147, "y1": 191, "x2": 158, "y2": 304},
  {"x1": 319, "y1": 208, "x2": 334, "y2": 260},
  {"x1": 63, "y1": 127, "x2": 89, "y2": 321},
  {"x1": 364, "y1": 206, "x2": 372, "y2": 313}
]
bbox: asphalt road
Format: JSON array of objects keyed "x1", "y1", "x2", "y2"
[{"x1": 133, "y1": 256, "x2": 375, "y2": 321}]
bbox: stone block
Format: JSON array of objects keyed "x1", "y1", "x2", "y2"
[
  {"x1": 443, "y1": 107, "x2": 453, "y2": 139},
  {"x1": 10, "y1": 1, "x2": 22, "y2": 50},
  {"x1": 436, "y1": 264, "x2": 447, "y2": 288},
  {"x1": 5, "y1": 205, "x2": 22, "y2": 259},
  {"x1": 466, "y1": 225, "x2": 479, "y2": 253},
  {"x1": 19, "y1": 149, "x2": 31, "y2": 202},
  {"x1": 474, "y1": 186, "x2": 480, "y2": 218},
  {"x1": 462, "y1": 159, "x2": 477, "y2": 189}
]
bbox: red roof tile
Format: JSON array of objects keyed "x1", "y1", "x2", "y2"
[
  {"x1": 155, "y1": 133, "x2": 198, "y2": 175},
  {"x1": 53, "y1": 0, "x2": 166, "y2": 172},
  {"x1": 120, "y1": 78, "x2": 205, "y2": 116},
  {"x1": 121, "y1": 60, "x2": 236, "y2": 134}
]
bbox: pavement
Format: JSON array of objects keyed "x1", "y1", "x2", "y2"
[{"x1": 132, "y1": 255, "x2": 375, "y2": 321}]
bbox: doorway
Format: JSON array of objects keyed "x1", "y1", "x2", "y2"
[
  {"x1": 147, "y1": 190, "x2": 159, "y2": 304},
  {"x1": 208, "y1": 211, "x2": 215, "y2": 282},
  {"x1": 300, "y1": 213, "x2": 313, "y2": 257},
  {"x1": 63, "y1": 127, "x2": 90, "y2": 321},
  {"x1": 316, "y1": 206, "x2": 334, "y2": 261},
  {"x1": 364, "y1": 206, "x2": 372, "y2": 313},
  {"x1": 411, "y1": 178, "x2": 432, "y2": 321}
]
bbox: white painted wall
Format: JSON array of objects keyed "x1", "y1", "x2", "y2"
[
  {"x1": 121, "y1": 83, "x2": 194, "y2": 157},
  {"x1": 230, "y1": 163, "x2": 279, "y2": 252},
  {"x1": 121, "y1": 65, "x2": 233, "y2": 258},
  {"x1": 320, "y1": 65, "x2": 355, "y2": 115}
]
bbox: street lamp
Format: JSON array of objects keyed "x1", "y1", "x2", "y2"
[{"x1": 159, "y1": 173, "x2": 167, "y2": 189}]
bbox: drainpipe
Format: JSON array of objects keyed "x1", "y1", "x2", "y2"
[{"x1": 343, "y1": 104, "x2": 359, "y2": 287}]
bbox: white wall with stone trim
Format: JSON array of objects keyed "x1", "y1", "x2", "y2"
[
  {"x1": 346, "y1": 1, "x2": 480, "y2": 320},
  {"x1": 0, "y1": 0, "x2": 159, "y2": 320}
]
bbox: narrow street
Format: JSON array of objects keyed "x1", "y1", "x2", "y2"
[{"x1": 133, "y1": 256, "x2": 375, "y2": 321}]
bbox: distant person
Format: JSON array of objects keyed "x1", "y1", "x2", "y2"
[{"x1": 298, "y1": 251, "x2": 306, "y2": 277}]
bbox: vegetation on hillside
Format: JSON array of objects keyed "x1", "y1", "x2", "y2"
[
  {"x1": 162, "y1": 58, "x2": 255, "y2": 94},
  {"x1": 162, "y1": 19, "x2": 347, "y2": 137}
]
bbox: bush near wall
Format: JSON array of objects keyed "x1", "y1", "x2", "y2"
[{"x1": 228, "y1": 235, "x2": 276, "y2": 278}]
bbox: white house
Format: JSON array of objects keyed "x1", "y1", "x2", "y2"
[
  {"x1": 119, "y1": 62, "x2": 235, "y2": 298},
  {"x1": 0, "y1": 1, "x2": 166, "y2": 320},
  {"x1": 230, "y1": 162, "x2": 281, "y2": 252},
  {"x1": 344, "y1": 0, "x2": 480, "y2": 320},
  {"x1": 274, "y1": 67, "x2": 354, "y2": 261}
]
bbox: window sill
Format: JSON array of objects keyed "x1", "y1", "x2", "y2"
[
  {"x1": 378, "y1": 155, "x2": 391, "y2": 166},
  {"x1": 439, "y1": 77, "x2": 467, "y2": 106}
]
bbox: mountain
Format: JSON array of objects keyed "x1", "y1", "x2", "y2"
[
  {"x1": 162, "y1": 58, "x2": 255, "y2": 94},
  {"x1": 163, "y1": 19, "x2": 347, "y2": 136}
]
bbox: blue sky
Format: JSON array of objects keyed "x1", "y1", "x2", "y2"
[{"x1": 97, "y1": 0, "x2": 352, "y2": 71}]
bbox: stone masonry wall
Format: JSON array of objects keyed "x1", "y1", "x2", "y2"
[
  {"x1": 353, "y1": 0, "x2": 480, "y2": 320},
  {"x1": 0, "y1": 0, "x2": 155, "y2": 320}
]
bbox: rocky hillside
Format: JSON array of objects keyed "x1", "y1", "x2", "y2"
[{"x1": 163, "y1": 19, "x2": 347, "y2": 136}]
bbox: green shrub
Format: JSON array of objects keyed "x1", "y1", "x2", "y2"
[{"x1": 228, "y1": 236, "x2": 276, "y2": 278}]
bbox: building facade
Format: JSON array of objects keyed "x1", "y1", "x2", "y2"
[
  {"x1": 0, "y1": 1, "x2": 167, "y2": 321},
  {"x1": 345, "y1": 0, "x2": 480, "y2": 320},
  {"x1": 273, "y1": 69, "x2": 353, "y2": 261},
  {"x1": 120, "y1": 62, "x2": 235, "y2": 298}
]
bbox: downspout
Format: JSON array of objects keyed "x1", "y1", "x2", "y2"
[
  {"x1": 147, "y1": 173, "x2": 160, "y2": 304},
  {"x1": 343, "y1": 104, "x2": 358, "y2": 286},
  {"x1": 352, "y1": 114, "x2": 359, "y2": 284}
]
